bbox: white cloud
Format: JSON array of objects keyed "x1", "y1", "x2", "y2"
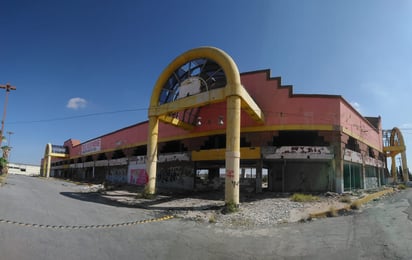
[
  {"x1": 67, "y1": 97, "x2": 87, "y2": 110},
  {"x1": 350, "y1": 101, "x2": 361, "y2": 112}
]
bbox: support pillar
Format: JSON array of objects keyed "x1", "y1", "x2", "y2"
[
  {"x1": 225, "y1": 95, "x2": 241, "y2": 205},
  {"x1": 391, "y1": 156, "x2": 397, "y2": 183},
  {"x1": 401, "y1": 152, "x2": 409, "y2": 182},
  {"x1": 146, "y1": 116, "x2": 159, "y2": 194},
  {"x1": 256, "y1": 160, "x2": 263, "y2": 193},
  {"x1": 334, "y1": 142, "x2": 344, "y2": 193},
  {"x1": 42, "y1": 155, "x2": 50, "y2": 178}
]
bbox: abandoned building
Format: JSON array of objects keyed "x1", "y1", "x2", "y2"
[{"x1": 42, "y1": 47, "x2": 386, "y2": 196}]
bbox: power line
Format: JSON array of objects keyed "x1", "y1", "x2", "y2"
[{"x1": 8, "y1": 108, "x2": 147, "y2": 125}]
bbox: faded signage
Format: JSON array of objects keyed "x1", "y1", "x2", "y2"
[
  {"x1": 51, "y1": 145, "x2": 68, "y2": 154},
  {"x1": 177, "y1": 77, "x2": 202, "y2": 99},
  {"x1": 81, "y1": 138, "x2": 101, "y2": 155},
  {"x1": 158, "y1": 153, "x2": 190, "y2": 162},
  {"x1": 263, "y1": 146, "x2": 334, "y2": 160}
]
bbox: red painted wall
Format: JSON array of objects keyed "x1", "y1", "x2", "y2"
[{"x1": 64, "y1": 70, "x2": 382, "y2": 157}]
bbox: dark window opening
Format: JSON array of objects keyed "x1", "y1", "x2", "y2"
[
  {"x1": 85, "y1": 156, "x2": 93, "y2": 162},
  {"x1": 133, "y1": 146, "x2": 147, "y2": 156},
  {"x1": 112, "y1": 150, "x2": 126, "y2": 159},
  {"x1": 368, "y1": 146, "x2": 375, "y2": 158},
  {"x1": 160, "y1": 141, "x2": 188, "y2": 153},
  {"x1": 201, "y1": 134, "x2": 226, "y2": 149},
  {"x1": 272, "y1": 131, "x2": 328, "y2": 146},
  {"x1": 346, "y1": 137, "x2": 360, "y2": 152},
  {"x1": 97, "y1": 153, "x2": 107, "y2": 161},
  {"x1": 240, "y1": 137, "x2": 251, "y2": 147}
]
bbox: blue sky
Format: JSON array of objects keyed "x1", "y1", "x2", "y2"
[{"x1": 0, "y1": 0, "x2": 411, "y2": 166}]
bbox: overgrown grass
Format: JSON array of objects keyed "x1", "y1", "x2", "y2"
[
  {"x1": 0, "y1": 173, "x2": 7, "y2": 186},
  {"x1": 223, "y1": 201, "x2": 239, "y2": 214},
  {"x1": 290, "y1": 193, "x2": 320, "y2": 202},
  {"x1": 398, "y1": 184, "x2": 406, "y2": 190},
  {"x1": 136, "y1": 188, "x2": 156, "y2": 200},
  {"x1": 328, "y1": 206, "x2": 339, "y2": 217},
  {"x1": 208, "y1": 213, "x2": 217, "y2": 223},
  {"x1": 339, "y1": 195, "x2": 352, "y2": 203},
  {"x1": 350, "y1": 200, "x2": 361, "y2": 210}
]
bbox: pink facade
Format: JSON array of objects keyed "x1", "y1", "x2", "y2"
[
  {"x1": 48, "y1": 69, "x2": 385, "y2": 193},
  {"x1": 63, "y1": 70, "x2": 382, "y2": 158}
]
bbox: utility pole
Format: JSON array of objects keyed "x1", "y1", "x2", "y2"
[{"x1": 0, "y1": 83, "x2": 16, "y2": 145}]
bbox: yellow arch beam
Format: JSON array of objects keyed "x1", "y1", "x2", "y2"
[
  {"x1": 146, "y1": 46, "x2": 264, "y2": 205},
  {"x1": 384, "y1": 127, "x2": 409, "y2": 182},
  {"x1": 42, "y1": 143, "x2": 69, "y2": 178}
]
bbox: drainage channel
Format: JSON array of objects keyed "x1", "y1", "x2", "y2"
[{"x1": 0, "y1": 215, "x2": 174, "y2": 230}]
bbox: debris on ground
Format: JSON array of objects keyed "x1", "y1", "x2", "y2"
[{"x1": 72, "y1": 184, "x2": 397, "y2": 227}]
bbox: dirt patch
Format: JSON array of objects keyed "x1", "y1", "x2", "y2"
[{"x1": 84, "y1": 186, "x2": 388, "y2": 226}]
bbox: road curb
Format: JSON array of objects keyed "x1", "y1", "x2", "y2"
[
  {"x1": 0, "y1": 215, "x2": 175, "y2": 230},
  {"x1": 309, "y1": 188, "x2": 395, "y2": 219}
]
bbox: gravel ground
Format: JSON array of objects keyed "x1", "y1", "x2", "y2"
[{"x1": 78, "y1": 184, "x2": 390, "y2": 227}]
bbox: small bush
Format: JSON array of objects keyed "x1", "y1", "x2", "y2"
[
  {"x1": 291, "y1": 193, "x2": 319, "y2": 202},
  {"x1": 350, "y1": 200, "x2": 361, "y2": 210},
  {"x1": 339, "y1": 195, "x2": 352, "y2": 203},
  {"x1": 398, "y1": 184, "x2": 406, "y2": 190},
  {"x1": 140, "y1": 188, "x2": 156, "y2": 200},
  {"x1": 328, "y1": 206, "x2": 339, "y2": 217},
  {"x1": 223, "y1": 201, "x2": 239, "y2": 214},
  {"x1": 208, "y1": 214, "x2": 217, "y2": 223}
]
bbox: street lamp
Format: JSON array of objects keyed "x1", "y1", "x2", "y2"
[
  {"x1": 0, "y1": 83, "x2": 16, "y2": 143},
  {"x1": 7, "y1": 131, "x2": 13, "y2": 162}
]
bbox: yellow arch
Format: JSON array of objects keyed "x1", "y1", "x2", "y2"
[
  {"x1": 42, "y1": 143, "x2": 69, "y2": 178},
  {"x1": 146, "y1": 46, "x2": 264, "y2": 205},
  {"x1": 383, "y1": 127, "x2": 409, "y2": 182}
]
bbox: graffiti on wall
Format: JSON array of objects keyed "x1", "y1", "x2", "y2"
[
  {"x1": 128, "y1": 163, "x2": 147, "y2": 186},
  {"x1": 106, "y1": 166, "x2": 127, "y2": 183},
  {"x1": 129, "y1": 169, "x2": 148, "y2": 186},
  {"x1": 158, "y1": 166, "x2": 186, "y2": 184},
  {"x1": 157, "y1": 163, "x2": 194, "y2": 189}
]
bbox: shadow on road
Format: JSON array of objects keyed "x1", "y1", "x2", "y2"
[
  {"x1": 59, "y1": 191, "x2": 225, "y2": 211},
  {"x1": 60, "y1": 187, "x2": 298, "y2": 212}
]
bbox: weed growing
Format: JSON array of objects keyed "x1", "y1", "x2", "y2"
[
  {"x1": 328, "y1": 206, "x2": 339, "y2": 217},
  {"x1": 350, "y1": 200, "x2": 361, "y2": 210},
  {"x1": 398, "y1": 184, "x2": 406, "y2": 190},
  {"x1": 290, "y1": 193, "x2": 320, "y2": 202},
  {"x1": 339, "y1": 195, "x2": 352, "y2": 203},
  {"x1": 223, "y1": 201, "x2": 239, "y2": 214}
]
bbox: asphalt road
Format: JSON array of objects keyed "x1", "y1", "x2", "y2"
[{"x1": 0, "y1": 174, "x2": 411, "y2": 260}]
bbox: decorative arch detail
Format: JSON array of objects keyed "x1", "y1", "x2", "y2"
[
  {"x1": 383, "y1": 127, "x2": 409, "y2": 182},
  {"x1": 145, "y1": 46, "x2": 264, "y2": 205},
  {"x1": 42, "y1": 143, "x2": 69, "y2": 178}
]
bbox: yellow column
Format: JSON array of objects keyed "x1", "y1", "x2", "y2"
[
  {"x1": 42, "y1": 159, "x2": 47, "y2": 177},
  {"x1": 46, "y1": 154, "x2": 51, "y2": 178},
  {"x1": 391, "y1": 156, "x2": 397, "y2": 183},
  {"x1": 401, "y1": 152, "x2": 409, "y2": 182},
  {"x1": 146, "y1": 116, "x2": 159, "y2": 194},
  {"x1": 225, "y1": 95, "x2": 241, "y2": 205}
]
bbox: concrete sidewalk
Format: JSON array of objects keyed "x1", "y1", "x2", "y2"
[{"x1": 309, "y1": 188, "x2": 395, "y2": 219}]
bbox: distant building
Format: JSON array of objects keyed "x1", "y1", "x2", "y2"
[{"x1": 9, "y1": 162, "x2": 40, "y2": 176}]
